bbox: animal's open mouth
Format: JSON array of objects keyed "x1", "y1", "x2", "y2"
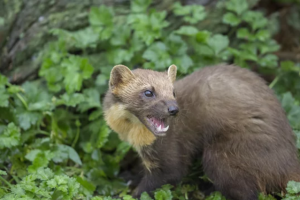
[{"x1": 146, "y1": 116, "x2": 169, "y2": 136}]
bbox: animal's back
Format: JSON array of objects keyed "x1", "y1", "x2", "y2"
[{"x1": 173, "y1": 64, "x2": 300, "y2": 199}]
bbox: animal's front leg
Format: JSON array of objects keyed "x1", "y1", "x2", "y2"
[
  {"x1": 132, "y1": 169, "x2": 165, "y2": 197},
  {"x1": 132, "y1": 161, "x2": 188, "y2": 198}
]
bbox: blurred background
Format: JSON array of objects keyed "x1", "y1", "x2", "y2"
[{"x1": 0, "y1": 0, "x2": 300, "y2": 199}]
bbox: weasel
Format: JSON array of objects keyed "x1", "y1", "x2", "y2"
[{"x1": 103, "y1": 64, "x2": 300, "y2": 200}]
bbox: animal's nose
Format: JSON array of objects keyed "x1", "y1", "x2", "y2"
[{"x1": 168, "y1": 105, "x2": 179, "y2": 116}]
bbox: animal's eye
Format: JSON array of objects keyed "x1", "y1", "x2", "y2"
[
  {"x1": 144, "y1": 90, "x2": 154, "y2": 97},
  {"x1": 173, "y1": 91, "x2": 176, "y2": 97}
]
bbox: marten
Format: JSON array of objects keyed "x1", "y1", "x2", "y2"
[{"x1": 103, "y1": 64, "x2": 300, "y2": 200}]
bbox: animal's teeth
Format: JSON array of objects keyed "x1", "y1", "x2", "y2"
[
  {"x1": 162, "y1": 125, "x2": 169, "y2": 132},
  {"x1": 157, "y1": 125, "x2": 162, "y2": 132}
]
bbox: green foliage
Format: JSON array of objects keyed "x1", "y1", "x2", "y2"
[
  {"x1": 223, "y1": 0, "x2": 280, "y2": 69},
  {"x1": 1, "y1": 168, "x2": 80, "y2": 200},
  {"x1": 173, "y1": 2, "x2": 206, "y2": 24},
  {"x1": 0, "y1": 17, "x2": 4, "y2": 26},
  {"x1": 258, "y1": 193, "x2": 277, "y2": 200},
  {"x1": 282, "y1": 181, "x2": 300, "y2": 200},
  {"x1": 280, "y1": 92, "x2": 300, "y2": 130},
  {"x1": 40, "y1": 54, "x2": 94, "y2": 94},
  {"x1": 0, "y1": 0, "x2": 300, "y2": 199},
  {"x1": 225, "y1": 0, "x2": 248, "y2": 16},
  {"x1": 0, "y1": 123, "x2": 21, "y2": 149},
  {"x1": 205, "y1": 192, "x2": 226, "y2": 200}
]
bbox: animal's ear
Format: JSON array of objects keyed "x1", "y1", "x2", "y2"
[
  {"x1": 168, "y1": 64, "x2": 177, "y2": 83},
  {"x1": 109, "y1": 65, "x2": 135, "y2": 90}
]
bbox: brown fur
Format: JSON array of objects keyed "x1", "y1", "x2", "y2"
[{"x1": 103, "y1": 64, "x2": 300, "y2": 200}]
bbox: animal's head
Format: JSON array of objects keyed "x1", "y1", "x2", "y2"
[{"x1": 109, "y1": 64, "x2": 179, "y2": 137}]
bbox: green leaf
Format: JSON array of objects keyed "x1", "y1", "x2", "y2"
[
  {"x1": 173, "y1": 2, "x2": 206, "y2": 24},
  {"x1": 223, "y1": 12, "x2": 241, "y2": 26},
  {"x1": 16, "y1": 110, "x2": 42, "y2": 130},
  {"x1": 140, "y1": 192, "x2": 153, "y2": 200},
  {"x1": 89, "y1": 109, "x2": 102, "y2": 121},
  {"x1": 282, "y1": 61, "x2": 300, "y2": 75},
  {"x1": 205, "y1": 191, "x2": 227, "y2": 200},
  {"x1": 259, "y1": 54, "x2": 278, "y2": 68},
  {"x1": 242, "y1": 11, "x2": 268, "y2": 30},
  {"x1": 96, "y1": 74, "x2": 108, "y2": 86},
  {"x1": 207, "y1": 34, "x2": 229, "y2": 55},
  {"x1": 72, "y1": 27, "x2": 100, "y2": 48},
  {"x1": 25, "y1": 149, "x2": 42, "y2": 161},
  {"x1": 21, "y1": 81, "x2": 53, "y2": 112},
  {"x1": 62, "y1": 56, "x2": 94, "y2": 94},
  {"x1": 76, "y1": 176, "x2": 96, "y2": 193},
  {"x1": 194, "y1": 44, "x2": 215, "y2": 57},
  {"x1": 240, "y1": 51, "x2": 258, "y2": 61},
  {"x1": 89, "y1": 6, "x2": 114, "y2": 26},
  {"x1": 239, "y1": 43, "x2": 257, "y2": 56},
  {"x1": 0, "y1": 88, "x2": 9, "y2": 107},
  {"x1": 107, "y1": 49, "x2": 134, "y2": 64},
  {"x1": 7, "y1": 85, "x2": 23, "y2": 94},
  {"x1": 258, "y1": 193, "x2": 277, "y2": 200},
  {"x1": 281, "y1": 61, "x2": 296, "y2": 72},
  {"x1": 0, "y1": 123, "x2": 21, "y2": 149},
  {"x1": 28, "y1": 150, "x2": 54, "y2": 172},
  {"x1": 260, "y1": 194, "x2": 278, "y2": 200},
  {"x1": 40, "y1": 65, "x2": 63, "y2": 93},
  {"x1": 281, "y1": 92, "x2": 294, "y2": 112},
  {"x1": 165, "y1": 34, "x2": 188, "y2": 55},
  {"x1": 0, "y1": 170, "x2": 7, "y2": 176},
  {"x1": 131, "y1": 0, "x2": 152, "y2": 13},
  {"x1": 52, "y1": 27, "x2": 100, "y2": 48},
  {"x1": 56, "y1": 93, "x2": 85, "y2": 107},
  {"x1": 172, "y1": 2, "x2": 190, "y2": 16},
  {"x1": 110, "y1": 25, "x2": 131, "y2": 46},
  {"x1": 257, "y1": 39, "x2": 280, "y2": 54},
  {"x1": 187, "y1": 7, "x2": 206, "y2": 24},
  {"x1": 64, "y1": 73, "x2": 82, "y2": 94},
  {"x1": 279, "y1": 92, "x2": 300, "y2": 129},
  {"x1": 80, "y1": 59, "x2": 94, "y2": 79},
  {"x1": 52, "y1": 144, "x2": 82, "y2": 165},
  {"x1": 0, "y1": 74, "x2": 8, "y2": 86},
  {"x1": 143, "y1": 42, "x2": 172, "y2": 69},
  {"x1": 237, "y1": 28, "x2": 255, "y2": 41},
  {"x1": 154, "y1": 187, "x2": 172, "y2": 200},
  {"x1": 225, "y1": 0, "x2": 248, "y2": 16},
  {"x1": 175, "y1": 26, "x2": 199, "y2": 36},
  {"x1": 195, "y1": 31, "x2": 211, "y2": 43},
  {"x1": 295, "y1": 131, "x2": 300, "y2": 149},
  {"x1": 96, "y1": 124, "x2": 110, "y2": 149},
  {"x1": 123, "y1": 195, "x2": 137, "y2": 200},
  {"x1": 286, "y1": 181, "x2": 300, "y2": 194},
  {"x1": 255, "y1": 29, "x2": 271, "y2": 41},
  {"x1": 67, "y1": 146, "x2": 83, "y2": 165},
  {"x1": 0, "y1": 17, "x2": 4, "y2": 26},
  {"x1": 78, "y1": 88, "x2": 101, "y2": 112},
  {"x1": 287, "y1": 105, "x2": 300, "y2": 129},
  {"x1": 0, "y1": 165, "x2": 81, "y2": 199},
  {"x1": 173, "y1": 55, "x2": 194, "y2": 74},
  {"x1": 128, "y1": 12, "x2": 169, "y2": 45},
  {"x1": 91, "y1": 197, "x2": 102, "y2": 200}
]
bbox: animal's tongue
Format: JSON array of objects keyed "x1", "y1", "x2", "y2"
[
  {"x1": 148, "y1": 117, "x2": 169, "y2": 132},
  {"x1": 152, "y1": 118, "x2": 165, "y2": 129}
]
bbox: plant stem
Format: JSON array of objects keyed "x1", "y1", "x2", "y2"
[
  {"x1": 36, "y1": 130, "x2": 50, "y2": 135},
  {"x1": 16, "y1": 93, "x2": 28, "y2": 110},
  {"x1": 0, "y1": 175, "x2": 12, "y2": 188},
  {"x1": 11, "y1": 175, "x2": 20, "y2": 184},
  {"x1": 269, "y1": 76, "x2": 279, "y2": 89},
  {"x1": 72, "y1": 126, "x2": 80, "y2": 148}
]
